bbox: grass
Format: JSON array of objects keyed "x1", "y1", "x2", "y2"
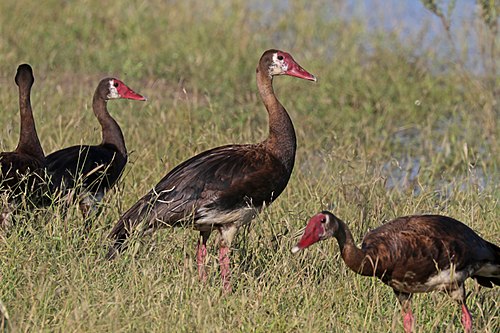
[{"x1": 0, "y1": 0, "x2": 499, "y2": 332}]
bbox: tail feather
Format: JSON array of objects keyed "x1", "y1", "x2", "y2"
[
  {"x1": 106, "y1": 184, "x2": 193, "y2": 259},
  {"x1": 489, "y1": 240, "x2": 500, "y2": 266},
  {"x1": 106, "y1": 195, "x2": 155, "y2": 260},
  {"x1": 106, "y1": 218, "x2": 130, "y2": 260},
  {"x1": 493, "y1": 241, "x2": 500, "y2": 260},
  {"x1": 474, "y1": 276, "x2": 500, "y2": 288},
  {"x1": 473, "y1": 240, "x2": 500, "y2": 288}
]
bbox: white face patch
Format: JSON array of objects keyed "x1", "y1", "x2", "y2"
[
  {"x1": 107, "y1": 80, "x2": 120, "y2": 99},
  {"x1": 268, "y1": 53, "x2": 288, "y2": 77}
]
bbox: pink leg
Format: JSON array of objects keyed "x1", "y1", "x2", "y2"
[
  {"x1": 461, "y1": 304, "x2": 472, "y2": 333},
  {"x1": 396, "y1": 292, "x2": 414, "y2": 333},
  {"x1": 196, "y1": 232, "x2": 210, "y2": 283},
  {"x1": 403, "y1": 309, "x2": 414, "y2": 333},
  {"x1": 219, "y1": 245, "x2": 231, "y2": 293}
]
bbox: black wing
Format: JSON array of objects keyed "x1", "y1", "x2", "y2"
[
  {"x1": 46, "y1": 144, "x2": 127, "y2": 195},
  {"x1": 0, "y1": 151, "x2": 47, "y2": 204},
  {"x1": 0, "y1": 152, "x2": 44, "y2": 189},
  {"x1": 362, "y1": 215, "x2": 498, "y2": 286},
  {"x1": 108, "y1": 143, "x2": 289, "y2": 241}
]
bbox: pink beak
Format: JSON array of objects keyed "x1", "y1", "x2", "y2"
[
  {"x1": 121, "y1": 86, "x2": 147, "y2": 101},
  {"x1": 291, "y1": 216, "x2": 323, "y2": 253},
  {"x1": 286, "y1": 62, "x2": 317, "y2": 82}
]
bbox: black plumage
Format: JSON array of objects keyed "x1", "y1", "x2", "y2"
[
  {"x1": 107, "y1": 49, "x2": 316, "y2": 291},
  {"x1": 293, "y1": 211, "x2": 499, "y2": 333},
  {"x1": 1, "y1": 64, "x2": 45, "y2": 227},
  {"x1": 45, "y1": 78, "x2": 145, "y2": 218}
]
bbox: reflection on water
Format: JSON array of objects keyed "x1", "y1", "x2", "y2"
[
  {"x1": 383, "y1": 156, "x2": 422, "y2": 194},
  {"x1": 382, "y1": 153, "x2": 492, "y2": 196},
  {"x1": 284, "y1": 0, "x2": 496, "y2": 194},
  {"x1": 258, "y1": 0, "x2": 487, "y2": 73}
]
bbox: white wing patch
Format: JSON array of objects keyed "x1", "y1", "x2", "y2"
[
  {"x1": 474, "y1": 263, "x2": 500, "y2": 277},
  {"x1": 389, "y1": 267, "x2": 470, "y2": 294},
  {"x1": 424, "y1": 268, "x2": 468, "y2": 289},
  {"x1": 195, "y1": 206, "x2": 255, "y2": 231}
]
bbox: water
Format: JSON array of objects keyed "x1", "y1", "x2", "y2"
[
  {"x1": 382, "y1": 156, "x2": 491, "y2": 195},
  {"x1": 348, "y1": 0, "x2": 491, "y2": 74},
  {"x1": 344, "y1": 1, "x2": 495, "y2": 192},
  {"x1": 257, "y1": 0, "x2": 492, "y2": 74}
]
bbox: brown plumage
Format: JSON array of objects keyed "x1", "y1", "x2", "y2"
[
  {"x1": 292, "y1": 211, "x2": 500, "y2": 333},
  {"x1": 45, "y1": 78, "x2": 146, "y2": 220},
  {"x1": 1, "y1": 64, "x2": 45, "y2": 227},
  {"x1": 107, "y1": 49, "x2": 316, "y2": 291}
]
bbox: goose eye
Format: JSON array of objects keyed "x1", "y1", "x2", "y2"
[
  {"x1": 113, "y1": 82, "x2": 119, "y2": 88},
  {"x1": 320, "y1": 217, "x2": 326, "y2": 224},
  {"x1": 277, "y1": 55, "x2": 284, "y2": 61}
]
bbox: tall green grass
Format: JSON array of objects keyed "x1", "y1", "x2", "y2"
[{"x1": 1, "y1": 0, "x2": 498, "y2": 332}]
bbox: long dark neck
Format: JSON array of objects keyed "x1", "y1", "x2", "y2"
[
  {"x1": 15, "y1": 82, "x2": 44, "y2": 159},
  {"x1": 336, "y1": 219, "x2": 375, "y2": 276},
  {"x1": 256, "y1": 69, "x2": 296, "y2": 173},
  {"x1": 93, "y1": 93, "x2": 126, "y2": 156}
]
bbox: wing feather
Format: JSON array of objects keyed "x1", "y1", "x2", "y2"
[{"x1": 108, "y1": 143, "x2": 288, "y2": 240}]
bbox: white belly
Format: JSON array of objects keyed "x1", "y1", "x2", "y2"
[
  {"x1": 194, "y1": 206, "x2": 257, "y2": 232},
  {"x1": 389, "y1": 268, "x2": 470, "y2": 294}
]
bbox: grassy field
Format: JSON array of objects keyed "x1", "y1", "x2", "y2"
[{"x1": 0, "y1": 0, "x2": 499, "y2": 332}]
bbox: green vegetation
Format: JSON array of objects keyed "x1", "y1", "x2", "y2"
[{"x1": 0, "y1": 0, "x2": 498, "y2": 332}]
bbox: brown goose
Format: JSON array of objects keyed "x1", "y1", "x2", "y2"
[
  {"x1": 1, "y1": 64, "x2": 44, "y2": 226},
  {"x1": 107, "y1": 49, "x2": 316, "y2": 291},
  {"x1": 45, "y1": 78, "x2": 145, "y2": 219},
  {"x1": 292, "y1": 211, "x2": 500, "y2": 333}
]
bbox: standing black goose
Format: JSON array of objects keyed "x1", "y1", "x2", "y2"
[
  {"x1": 292, "y1": 211, "x2": 500, "y2": 333},
  {"x1": 46, "y1": 78, "x2": 146, "y2": 219},
  {"x1": 1, "y1": 64, "x2": 44, "y2": 227},
  {"x1": 107, "y1": 49, "x2": 316, "y2": 291}
]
